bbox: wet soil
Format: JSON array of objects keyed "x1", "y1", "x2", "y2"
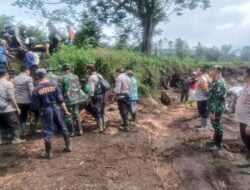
[{"x1": 0, "y1": 96, "x2": 249, "y2": 190}]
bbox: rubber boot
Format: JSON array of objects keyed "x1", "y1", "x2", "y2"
[
  {"x1": 62, "y1": 134, "x2": 72, "y2": 152},
  {"x1": 20, "y1": 123, "x2": 27, "y2": 138},
  {"x1": 27, "y1": 124, "x2": 37, "y2": 136},
  {"x1": 67, "y1": 122, "x2": 75, "y2": 137},
  {"x1": 102, "y1": 115, "x2": 107, "y2": 130},
  {"x1": 93, "y1": 117, "x2": 104, "y2": 133},
  {"x1": 119, "y1": 119, "x2": 129, "y2": 132},
  {"x1": 209, "y1": 133, "x2": 222, "y2": 151},
  {"x1": 237, "y1": 149, "x2": 250, "y2": 168},
  {"x1": 75, "y1": 119, "x2": 83, "y2": 136},
  {"x1": 12, "y1": 129, "x2": 26, "y2": 144},
  {"x1": 40, "y1": 141, "x2": 53, "y2": 159},
  {"x1": 132, "y1": 112, "x2": 137, "y2": 122}
]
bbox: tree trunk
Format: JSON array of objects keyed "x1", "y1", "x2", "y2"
[{"x1": 141, "y1": 15, "x2": 154, "y2": 55}]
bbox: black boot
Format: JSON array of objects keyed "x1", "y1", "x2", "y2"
[
  {"x1": 62, "y1": 134, "x2": 72, "y2": 152},
  {"x1": 119, "y1": 119, "x2": 129, "y2": 132},
  {"x1": 209, "y1": 132, "x2": 222, "y2": 151},
  {"x1": 27, "y1": 124, "x2": 37, "y2": 136},
  {"x1": 40, "y1": 141, "x2": 53, "y2": 159},
  {"x1": 132, "y1": 112, "x2": 137, "y2": 122}
]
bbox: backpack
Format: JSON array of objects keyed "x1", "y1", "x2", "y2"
[
  {"x1": 32, "y1": 52, "x2": 40, "y2": 66},
  {"x1": 95, "y1": 75, "x2": 110, "y2": 95}
]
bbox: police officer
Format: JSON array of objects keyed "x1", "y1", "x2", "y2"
[
  {"x1": 115, "y1": 69, "x2": 131, "y2": 132},
  {"x1": 61, "y1": 63, "x2": 83, "y2": 136},
  {"x1": 86, "y1": 64, "x2": 107, "y2": 133},
  {"x1": 207, "y1": 65, "x2": 227, "y2": 151},
  {"x1": 32, "y1": 68, "x2": 71, "y2": 159}
]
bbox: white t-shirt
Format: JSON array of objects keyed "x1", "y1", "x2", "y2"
[{"x1": 235, "y1": 86, "x2": 250, "y2": 125}]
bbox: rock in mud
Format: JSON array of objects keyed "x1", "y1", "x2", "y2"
[{"x1": 160, "y1": 91, "x2": 172, "y2": 105}]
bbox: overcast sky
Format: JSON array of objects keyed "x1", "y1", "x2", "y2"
[{"x1": 1, "y1": 0, "x2": 250, "y2": 49}]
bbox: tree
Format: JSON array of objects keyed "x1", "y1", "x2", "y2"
[
  {"x1": 75, "y1": 12, "x2": 101, "y2": 47},
  {"x1": 13, "y1": 0, "x2": 211, "y2": 55},
  {"x1": 168, "y1": 40, "x2": 174, "y2": 55},
  {"x1": 174, "y1": 38, "x2": 190, "y2": 59},
  {"x1": 116, "y1": 26, "x2": 131, "y2": 49},
  {"x1": 220, "y1": 44, "x2": 232, "y2": 61},
  {"x1": 195, "y1": 42, "x2": 204, "y2": 59},
  {"x1": 0, "y1": 15, "x2": 14, "y2": 39},
  {"x1": 203, "y1": 47, "x2": 221, "y2": 62},
  {"x1": 240, "y1": 46, "x2": 250, "y2": 61}
]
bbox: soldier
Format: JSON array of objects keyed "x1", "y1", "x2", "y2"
[
  {"x1": 61, "y1": 63, "x2": 83, "y2": 136},
  {"x1": 207, "y1": 65, "x2": 227, "y2": 151},
  {"x1": 32, "y1": 68, "x2": 71, "y2": 159},
  {"x1": 47, "y1": 66, "x2": 61, "y2": 88},
  {"x1": 180, "y1": 73, "x2": 189, "y2": 103}
]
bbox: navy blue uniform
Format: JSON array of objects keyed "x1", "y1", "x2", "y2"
[{"x1": 32, "y1": 80, "x2": 68, "y2": 142}]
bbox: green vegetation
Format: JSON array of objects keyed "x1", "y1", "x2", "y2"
[{"x1": 48, "y1": 45, "x2": 248, "y2": 95}]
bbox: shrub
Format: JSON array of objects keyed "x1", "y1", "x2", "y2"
[{"x1": 48, "y1": 45, "x2": 247, "y2": 95}]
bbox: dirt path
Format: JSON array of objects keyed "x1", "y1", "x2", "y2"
[{"x1": 0, "y1": 100, "x2": 249, "y2": 190}]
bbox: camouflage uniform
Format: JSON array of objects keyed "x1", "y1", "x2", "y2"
[
  {"x1": 61, "y1": 70, "x2": 82, "y2": 136},
  {"x1": 47, "y1": 67, "x2": 62, "y2": 88},
  {"x1": 208, "y1": 77, "x2": 227, "y2": 147}
]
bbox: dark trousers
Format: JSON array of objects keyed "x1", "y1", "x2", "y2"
[
  {"x1": 240, "y1": 123, "x2": 250, "y2": 150},
  {"x1": 118, "y1": 96, "x2": 131, "y2": 126},
  {"x1": 86, "y1": 95, "x2": 105, "y2": 119},
  {"x1": 19, "y1": 104, "x2": 31, "y2": 123},
  {"x1": 197, "y1": 100, "x2": 208, "y2": 118},
  {"x1": 212, "y1": 113, "x2": 223, "y2": 146},
  {"x1": 41, "y1": 107, "x2": 69, "y2": 143},
  {"x1": 18, "y1": 103, "x2": 39, "y2": 124},
  {"x1": 181, "y1": 90, "x2": 189, "y2": 102},
  {"x1": 0, "y1": 111, "x2": 19, "y2": 138}
]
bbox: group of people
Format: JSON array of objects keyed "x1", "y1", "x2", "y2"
[
  {"x1": 180, "y1": 66, "x2": 226, "y2": 150},
  {"x1": 0, "y1": 63, "x2": 138, "y2": 159},
  {"x1": 0, "y1": 21, "x2": 76, "y2": 71},
  {"x1": 180, "y1": 66, "x2": 250, "y2": 174}
]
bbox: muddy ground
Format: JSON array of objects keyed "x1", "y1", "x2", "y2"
[{"x1": 0, "y1": 94, "x2": 249, "y2": 190}]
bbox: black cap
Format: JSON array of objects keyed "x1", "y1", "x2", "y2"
[{"x1": 35, "y1": 68, "x2": 47, "y2": 77}]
